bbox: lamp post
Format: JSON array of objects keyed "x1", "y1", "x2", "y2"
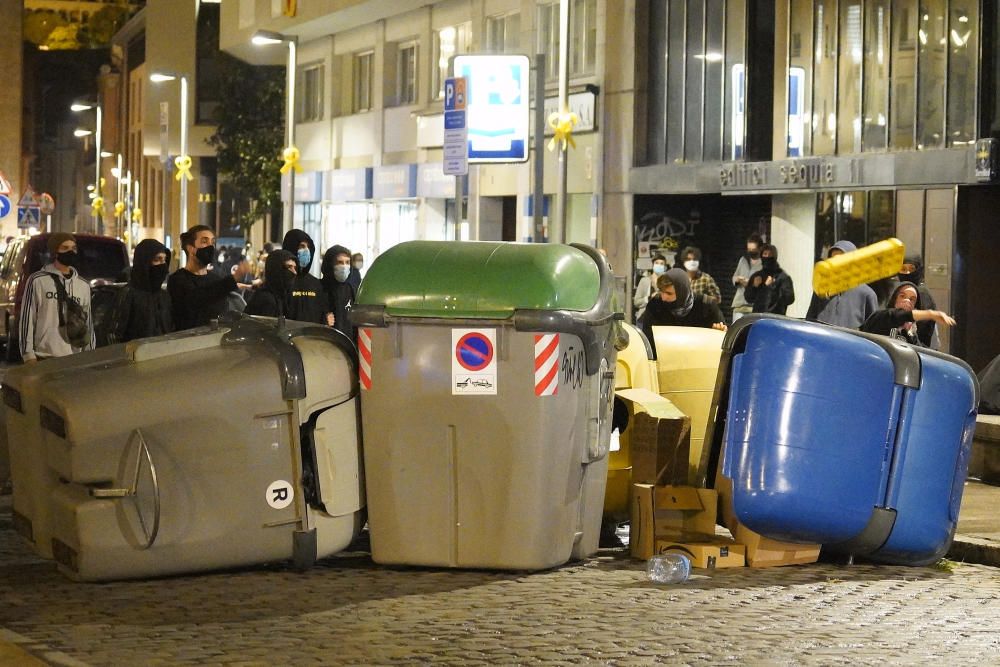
[
  {"x1": 71, "y1": 101, "x2": 103, "y2": 234},
  {"x1": 150, "y1": 72, "x2": 190, "y2": 234},
  {"x1": 252, "y1": 29, "x2": 299, "y2": 236}
]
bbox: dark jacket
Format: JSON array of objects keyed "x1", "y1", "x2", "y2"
[
  {"x1": 744, "y1": 260, "x2": 795, "y2": 315},
  {"x1": 887, "y1": 254, "x2": 937, "y2": 347},
  {"x1": 109, "y1": 239, "x2": 173, "y2": 343},
  {"x1": 641, "y1": 282, "x2": 724, "y2": 360},
  {"x1": 281, "y1": 229, "x2": 330, "y2": 324},
  {"x1": 860, "y1": 282, "x2": 928, "y2": 346},
  {"x1": 246, "y1": 250, "x2": 295, "y2": 318},
  {"x1": 167, "y1": 268, "x2": 238, "y2": 331},
  {"x1": 321, "y1": 245, "x2": 357, "y2": 340},
  {"x1": 805, "y1": 240, "x2": 879, "y2": 328}
]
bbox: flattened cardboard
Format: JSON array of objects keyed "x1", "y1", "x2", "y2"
[
  {"x1": 733, "y1": 521, "x2": 821, "y2": 568},
  {"x1": 615, "y1": 389, "x2": 691, "y2": 486},
  {"x1": 630, "y1": 483, "x2": 718, "y2": 560}
]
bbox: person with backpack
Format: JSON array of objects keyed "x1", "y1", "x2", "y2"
[{"x1": 19, "y1": 232, "x2": 95, "y2": 363}]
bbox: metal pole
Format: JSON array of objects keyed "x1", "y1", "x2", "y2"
[
  {"x1": 284, "y1": 40, "x2": 297, "y2": 236},
  {"x1": 179, "y1": 76, "x2": 189, "y2": 234},
  {"x1": 95, "y1": 105, "x2": 102, "y2": 235},
  {"x1": 116, "y1": 153, "x2": 123, "y2": 238},
  {"x1": 555, "y1": 0, "x2": 570, "y2": 244},
  {"x1": 133, "y1": 177, "x2": 140, "y2": 251},
  {"x1": 534, "y1": 53, "x2": 546, "y2": 242},
  {"x1": 454, "y1": 175, "x2": 463, "y2": 240}
]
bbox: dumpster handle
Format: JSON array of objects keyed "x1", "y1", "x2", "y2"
[{"x1": 89, "y1": 428, "x2": 161, "y2": 550}]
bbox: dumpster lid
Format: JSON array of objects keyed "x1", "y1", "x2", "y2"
[{"x1": 355, "y1": 241, "x2": 602, "y2": 318}]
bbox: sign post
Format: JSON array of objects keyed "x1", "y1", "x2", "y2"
[{"x1": 443, "y1": 76, "x2": 468, "y2": 240}]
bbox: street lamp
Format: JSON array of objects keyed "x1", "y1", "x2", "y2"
[
  {"x1": 252, "y1": 29, "x2": 299, "y2": 236},
  {"x1": 71, "y1": 101, "x2": 103, "y2": 233},
  {"x1": 150, "y1": 71, "x2": 190, "y2": 233}
]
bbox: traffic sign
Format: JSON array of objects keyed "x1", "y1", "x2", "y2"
[
  {"x1": 17, "y1": 206, "x2": 40, "y2": 229},
  {"x1": 443, "y1": 76, "x2": 468, "y2": 176},
  {"x1": 0, "y1": 171, "x2": 11, "y2": 195},
  {"x1": 39, "y1": 192, "x2": 55, "y2": 215},
  {"x1": 453, "y1": 55, "x2": 530, "y2": 163},
  {"x1": 455, "y1": 331, "x2": 494, "y2": 371},
  {"x1": 0, "y1": 194, "x2": 10, "y2": 220},
  {"x1": 18, "y1": 186, "x2": 38, "y2": 207},
  {"x1": 451, "y1": 328, "x2": 497, "y2": 395}
]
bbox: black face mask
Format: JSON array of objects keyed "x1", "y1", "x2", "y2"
[
  {"x1": 194, "y1": 245, "x2": 215, "y2": 267},
  {"x1": 897, "y1": 270, "x2": 922, "y2": 286},
  {"x1": 149, "y1": 264, "x2": 169, "y2": 290},
  {"x1": 748, "y1": 250, "x2": 761, "y2": 260},
  {"x1": 56, "y1": 251, "x2": 78, "y2": 268},
  {"x1": 761, "y1": 256, "x2": 778, "y2": 271}
]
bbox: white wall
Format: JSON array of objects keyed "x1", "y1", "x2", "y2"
[{"x1": 770, "y1": 194, "x2": 816, "y2": 319}]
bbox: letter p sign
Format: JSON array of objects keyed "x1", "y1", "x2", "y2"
[
  {"x1": 266, "y1": 480, "x2": 294, "y2": 510},
  {"x1": 445, "y1": 79, "x2": 456, "y2": 110},
  {"x1": 444, "y1": 77, "x2": 466, "y2": 112}
]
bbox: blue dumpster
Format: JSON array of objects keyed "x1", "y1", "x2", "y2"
[{"x1": 715, "y1": 316, "x2": 979, "y2": 566}]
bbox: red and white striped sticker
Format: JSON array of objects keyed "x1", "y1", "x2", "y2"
[
  {"x1": 358, "y1": 328, "x2": 372, "y2": 390},
  {"x1": 534, "y1": 333, "x2": 559, "y2": 396}
]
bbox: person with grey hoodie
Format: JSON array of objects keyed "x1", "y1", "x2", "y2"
[{"x1": 805, "y1": 240, "x2": 879, "y2": 329}]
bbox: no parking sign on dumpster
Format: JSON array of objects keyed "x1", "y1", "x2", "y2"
[{"x1": 452, "y1": 328, "x2": 497, "y2": 395}]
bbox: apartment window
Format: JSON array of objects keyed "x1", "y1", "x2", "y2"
[
  {"x1": 433, "y1": 23, "x2": 472, "y2": 99},
  {"x1": 354, "y1": 51, "x2": 374, "y2": 113},
  {"x1": 537, "y1": 0, "x2": 597, "y2": 81},
  {"x1": 195, "y1": 1, "x2": 221, "y2": 124},
  {"x1": 298, "y1": 63, "x2": 324, "y2": 122},
  {"x1": 486, "y1": 12, "x2": 520, "y2": 53},
  {"x1": 397, "y1": 43, "x2": 418, "y2": 105}
]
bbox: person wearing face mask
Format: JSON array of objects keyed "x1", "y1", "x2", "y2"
[
  {"x1": 168, "y1": 225, "x2": 239, "y2": 331},
  {"x1": 887, "y1": 253, "x2": 939, "y2": 349},
  {"x1": 348, "y1": 252, "x2": 364, "y2": 294},
  {"x1": 19, "y1": 232, "x2": 95, "y2": 363},
  {"x1": 731, "y1": 233, "x2": 764, "y2": 322},
  {"x1": 633, "y1": 253, "x2": 669, "y2": 326},
  {"x1": 321, "y1": 245, "x2": 357, "y2": 340},
  {"x1": 743, "y1": 244, "x2": 795, "y2": 315},
  {"x1": 281, "y1": 229, "x2": 332, "y2": 326},
  {"x1": 861, "y1": 282, "x2": 955, "y2": 346},
  {"x1": 641, "y1": 268, "x2": 727, "y2": 359},
  {"x1": 108, "y1": 239, "x2": 174, "y2": 344},
  {"x1": 680, "y1": 245, "x2": 721, "y2": 305},
  {"x1": 246, "y1": 250, "x2": 298, "y2": 318}
]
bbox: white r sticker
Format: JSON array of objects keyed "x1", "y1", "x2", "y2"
[{"x1": 266, "y1": 480, "x2": 294, "y2": 510}]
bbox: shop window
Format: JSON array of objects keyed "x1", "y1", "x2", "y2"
[
  {"x1": 916, "y1": 0, "x2": 948, "y2": 149},
  {"x1": 814, "y1": 190, "x2": 895, "y2": 260},
  {"x1": 298, "y1": 63, "x2": 324, "y2": 122},
  {"x1": 486, "y1": 12, "x2": 520, "y2": 54},
  {"x1": 353, "y1": 51, "x2": 374, "y2": 113},
  {"x1": 946, "y1": 0, "x2": 978, "y2": 146},
  {"x1": 432, "y1": 23, "x2": 472, "y2": 100}
]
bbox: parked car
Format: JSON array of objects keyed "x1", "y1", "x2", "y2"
[{"x1": 0, "y1": 233, "x2": 130, "y2": 362}]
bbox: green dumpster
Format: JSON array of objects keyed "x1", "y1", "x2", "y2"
[{"x1": 352, "y1": 240, "x2": 620, "y2": 570}]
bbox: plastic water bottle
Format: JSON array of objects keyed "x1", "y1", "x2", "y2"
[{"x1": 647, "y1": 553, "x2": 691, "y2": 583}]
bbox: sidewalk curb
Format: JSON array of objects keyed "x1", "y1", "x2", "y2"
[{"x1": 948, "y1": 535, "x2": 1000, "y2": 567}]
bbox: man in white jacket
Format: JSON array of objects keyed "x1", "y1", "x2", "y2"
[{"x1": 19, "y1": 232, "x2": 95, "y2": 363}]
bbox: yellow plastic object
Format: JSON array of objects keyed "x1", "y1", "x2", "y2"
[
  {"x1": 605, "y1": 323, "x2": 660, "y2": 519},
  {"x1": 812, "y1": 237, "x2": 905, "y2": 298},
  {"x1": 652, "y1": 326, "x2": 726, "y2": 485}
]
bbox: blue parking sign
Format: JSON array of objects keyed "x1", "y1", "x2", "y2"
[{"x1": 0, "y1": 194, "x2": 10, "y2": 220}]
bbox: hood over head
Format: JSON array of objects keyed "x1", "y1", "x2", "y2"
[
  {"x1": 899, "y1": 253, "x2": 924, "y2": 285},
  {"x1": 281, "y1": 229, "x2": 316, "y2": 271},
  {"x1": 829, "y1": 240, "x2": 857, "y2": 256},
  {"x1": 887, "y1": 281, "x2": 926, "y2": 311},
  {"x1": 130, "y1": 239, "x2": 171, "y2": 291},
  {"x1": 264, "y1": 249, "x2": 297, "y2": 295},
  {"x1": 664, "y1": 267, "x2": 695, "y2": 317},
  {"x1": 321, "y1": 244, "x2": 353, "y2": 284}
]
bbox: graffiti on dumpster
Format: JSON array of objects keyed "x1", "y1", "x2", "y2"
[{"x1": 561, "y1": 346, "x2": 585, "y2": 390}]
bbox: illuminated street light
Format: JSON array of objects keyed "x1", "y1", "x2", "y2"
[
  {"x1": 73, "y1": 129, "x2": 92, "y2": 137},
  {"x1": 252, "y1": 29, "x2": 299, "y2": 235},
  {"x1": 150, "y1": 71, "x2": 190, "y2": 233},
  {"x1": 72, "y1": 101, "x2": 103, "y2": 233}
]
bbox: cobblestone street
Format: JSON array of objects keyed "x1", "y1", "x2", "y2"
[{"x1": 2, "y1": 497, "x2": 1000, "y2": 665}]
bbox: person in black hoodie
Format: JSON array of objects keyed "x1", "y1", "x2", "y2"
[
  {"x1": 168, "y1": 225, "x2": 238, "y2": 331},
  {"x1": 890, "y1": 253, "x2": 939, "y2": 348},
  {"x1": 109, "y1": 239, "x2": 174, "y2": 344},
  {"x1": 861, "y1": 281, "x2": 954, "y2": 346},
  {"x1": 641, "y1": 268, "x2": 726, "y2": 359},
  {"x1": 281, "y1": 229, "x2": 332, "y2": 325},
  {"x1": 744, "y1": 244, "x2": 795, "y2": 315},
  {"x1": 245, "y1": 250, "x2": 297, "y2": 318},
  {"x1": 321, "y1": 244, "x2": 356, "y2": 340}
]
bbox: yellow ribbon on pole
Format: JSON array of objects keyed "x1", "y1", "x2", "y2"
[
  {"x1": 114, "y1": 201, "x2": 125, "y2": 217},
  {"x1": 132, "y1": 207, "x2": 142, "y2": 222},
  {"x1": 547, "y1": 111, "x2": 579, "y2": 152},
  {"x1": 280, "y1": 146, "x2": 302, "y2": 175},
  {"x1": 91, "y1": 196, "x2": 103, "y2": 215},
  {"x1": 174, "y1": 155, "x2": 193, "y2": 181}
]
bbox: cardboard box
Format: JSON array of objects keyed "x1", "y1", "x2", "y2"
[
  {"x1": 655, "y1": 538, "x2": 746, "y2": 569},
  {"x1": 630, "y1": 484, "x2": 718, "y2": 560},
  {"x1": 733, "y1": 521, "x2": 821, "y2": 568},
  {"x1": 615, "y1": 388, "x2": 691, "y2": 486}
]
